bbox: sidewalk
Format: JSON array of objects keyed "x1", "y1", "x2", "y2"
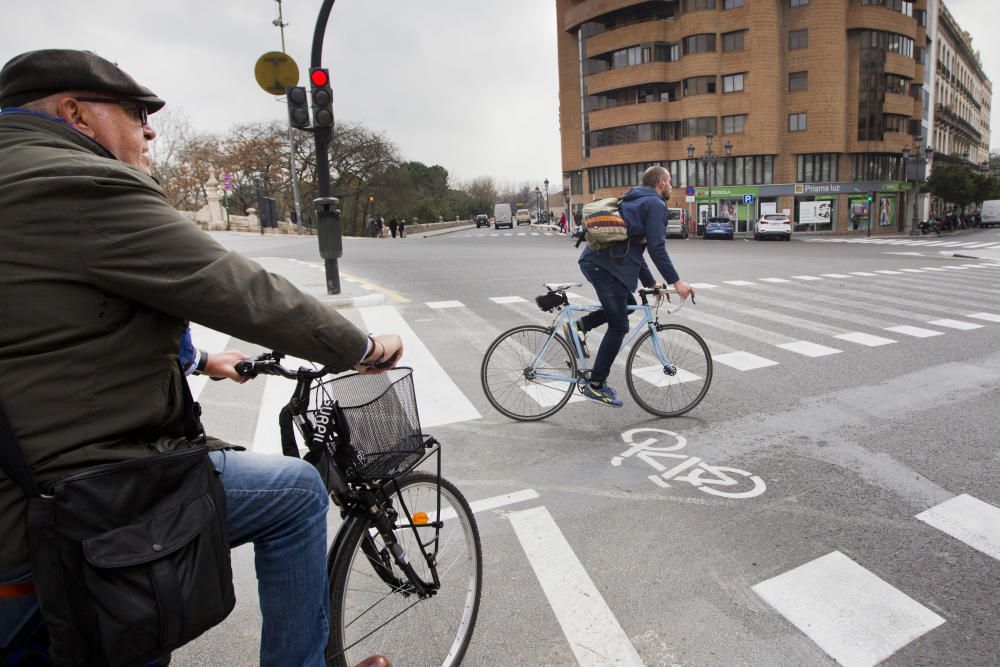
[{"x1": 252, "y1": 256, "x2": 387, "y2": 310}]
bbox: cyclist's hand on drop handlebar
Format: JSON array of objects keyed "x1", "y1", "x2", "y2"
[
  {"x1": 671, "y1": 280, "x2": 695, "y2": 304},
  {"x1": 204, "y1": 350, "x2": 251, "y2": 383},
  {"x1": 356, "y1": 334, "x2": 404, "y2": 375}
]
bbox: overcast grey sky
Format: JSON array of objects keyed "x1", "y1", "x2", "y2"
[{"x1": 3, "y1": 1, "x2": 998, "y2": 188}]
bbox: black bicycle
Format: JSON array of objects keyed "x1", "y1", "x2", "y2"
[{"x1": 236, "y1": 354, "x2": 482, "y2": 667}]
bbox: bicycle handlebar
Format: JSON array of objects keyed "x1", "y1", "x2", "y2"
[
  {"x1": 637, "y1": 287, "x2": 695, "y2": 313},
  {"x1": 235, "y1": 352, "x2": 331, "y2": 381}
]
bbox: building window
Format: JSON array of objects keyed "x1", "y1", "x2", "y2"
[
  {"x1": 789, "y1": 71, "x2": 808, "y2": 92},
  {"x1": 588, "y1": 83, "x2": 679, "y2": 110},
  {"x1": 796, "y1": 154, "x2": 838, "y2": 182},
  {"x1": 683, "y1": 116, "x2": 718, "y2": 137},
  {"x1": 789, "y1": 29, "x2": 808, "y2": 50},
  {"x1": 589, "y1": 122, "x2": 682, "y2": 148},
  {"x1": 859, "y1": 0, "x2": 913, "y2": 16},
  {"x1": 789, "y1": 112, "x2": 807, "y2": 132},
  {"x1": 723, "y1": 0, "x2": 744, "y2": 7},
  {"x1": 722, "y1": 30, "x2": 746, "y2": 52},
  {"x1": 722, "y1": 73, "x2": 745, "y2": 93},
  {"x1": 684, "y1": 76, "x2": 717, "y2": 96},
  {"x1": 682, "y1": 0, "x2": 716, "y2": 10},
  {"x1": 568, "y1": 171, "x2": 583, "y2": 195},
  {"x1": 859, "y1": 30, "x2": 913, "y2": 58},
  {"x1": 722, "y1": 114, "x2": 746, "y2": 134},
  {"x1": 852, "y1": 153, "x2": 904, "y2": 181},
  {"x1": 884, "y1": 74, "x2": 909, "y2": 95},
  {"x1": 585, "y1": 41, "x2": 679, "y2": 74},
  {"x1": 789, "y1": 0, "x2": 808, "y2": 6},
  {"x1": 683, "y1": 34, "x2": 716, "y2": 55}
]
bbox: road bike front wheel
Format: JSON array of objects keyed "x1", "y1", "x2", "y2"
[
  {"x1": 481, "y1": 324, "x2": 577, "y2": 421},
  {"x1": 327, "y1": 472, "x2": 482, "y2": 667},
  {"x1": 625, "y1": 324, "x2": 712, "y2": 417}
]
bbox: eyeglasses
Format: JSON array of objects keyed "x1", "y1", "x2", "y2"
[{"x1": 74, "y1": 97, "x2": 149, "y2": 126}]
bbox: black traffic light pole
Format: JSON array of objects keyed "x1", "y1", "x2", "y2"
[{"x1": 311, "y1": 0, "x2": 342, "y2": 294}]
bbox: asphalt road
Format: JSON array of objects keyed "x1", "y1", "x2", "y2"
[{"x1": 177, "y1": 226, "x2": 1000, "y2": 666}]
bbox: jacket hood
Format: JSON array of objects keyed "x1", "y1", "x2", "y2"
[{"x1": 621, "y1": 185, "x2": 663, "y2": 203}]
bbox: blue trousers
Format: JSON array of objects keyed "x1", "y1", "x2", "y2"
[
  {"x1": 579, "y1": 261, "x2": 637, "y2": 384},
  {"x1": 0, "y1": 450, "x2": 330, "y2": 667}
]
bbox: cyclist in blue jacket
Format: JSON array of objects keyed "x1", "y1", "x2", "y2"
[{"x1": 573, "y1": 166, "x2": 694, "y2": 407}]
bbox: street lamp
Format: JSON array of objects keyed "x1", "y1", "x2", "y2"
[
  {"x1": 903, "y1": 145, "x2": 934, "y2": 236},
  {"x1": 543, "y1": 178, "x2": 549, "y2": 223},
  {"x1": 687, "y1": 133, "x2": 733, "y2": 223},
  {"x1": 534, "y1": 186, "x2": 541, "y2": 223}
]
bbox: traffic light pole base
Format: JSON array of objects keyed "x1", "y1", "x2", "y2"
[{"x1": 325, "y1": 258, "x2": 341, "y2": 295}]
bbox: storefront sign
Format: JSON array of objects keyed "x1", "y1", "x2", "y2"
[{"x1": 799, "y1": 200, "x2": 833, "y2": 225}]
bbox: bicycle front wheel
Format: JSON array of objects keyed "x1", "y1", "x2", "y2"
[
  {"x1": 327, "y1": 473, "x2": 482, "y2": 667},
  {"x1": 625, "y1": 324, "x2": 712, "y2": 417},
  {"x1": 481, "y1": 324, "x2": 577, "y2": 421}
]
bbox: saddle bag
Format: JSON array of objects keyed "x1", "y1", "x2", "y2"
[{"x1": 0, "y1": 373, "x2": 235, "y2": 667}]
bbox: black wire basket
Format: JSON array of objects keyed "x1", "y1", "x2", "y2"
[{"x1": 306, "y1": 367, "x2": 424, "y2": 482}]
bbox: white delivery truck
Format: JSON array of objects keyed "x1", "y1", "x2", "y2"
[
  {"x1": 494, "y1": 203, "x2": 513, "y2": 230},
  {"x1": 980, "y1": 200, "x2": 1000, "y2": 228}
]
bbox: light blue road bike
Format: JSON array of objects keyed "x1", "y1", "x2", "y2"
[{"x1": 480, "y1": 283, "x2": 712, "y2": 420}]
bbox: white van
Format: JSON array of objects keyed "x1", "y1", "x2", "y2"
[
  {"x1": 980, "y1": 200, "x2": 1000, "y2": 228},
  {"x1": 666, "y1": 208, "x2": 689, "y2": 239},
  {"x1": 494, "y1": 203, "x2": 513, "y2": 230}
]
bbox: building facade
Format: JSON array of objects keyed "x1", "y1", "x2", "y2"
[{"x1": 556, "y1": 0, "x2": 944, "y2": 236}]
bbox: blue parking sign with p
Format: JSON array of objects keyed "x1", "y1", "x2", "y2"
[{"x1": 743, "y1": 194, "x2": 754, "y2": 204}]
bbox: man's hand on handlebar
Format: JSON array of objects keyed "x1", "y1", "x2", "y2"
[
  {"x1": 356, "y1": 334, "x2": 404, "y2": 375},
  {"x1": 204, "y1": 350, "x2": 251, "y2": 383},
  {"x1": 670, "y1": 280, "x2": 695, "y2": 303}
]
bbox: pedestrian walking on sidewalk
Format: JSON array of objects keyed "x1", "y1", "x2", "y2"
[
  {"x1": 398, "y1": 218, "x2": 406, "y2": 238},
  {"x1": 388, "y1": 217, "x2": 398, "y2": 238}
]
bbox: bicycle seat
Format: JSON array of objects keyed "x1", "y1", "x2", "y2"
[{"x1": 543, "y1": 282, "x2": 581, "y2": 293}]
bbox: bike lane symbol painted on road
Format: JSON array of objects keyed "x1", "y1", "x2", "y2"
[{"x1": 611, "y1": 428, "x2": 766, "y2": 499}]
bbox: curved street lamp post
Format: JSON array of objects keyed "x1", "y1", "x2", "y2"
[{"x1": 688, "y1": 133, "x2": 732, "y2": 229}]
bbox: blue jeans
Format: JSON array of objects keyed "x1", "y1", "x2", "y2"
[
  {"x1": 579, "y1": 261, "x2": 637, "y2": 384},
  {"x1": 0, "y1": 450, "x2": 330, "y2": 667}
]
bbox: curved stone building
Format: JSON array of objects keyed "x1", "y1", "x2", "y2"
[{"x1": 557, "y1": 0, "x2": 938, "y2": 235}]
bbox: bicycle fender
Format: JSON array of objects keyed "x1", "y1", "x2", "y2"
[{"x1": 326, "y1": 514, "x2": 368, "y2": 573}]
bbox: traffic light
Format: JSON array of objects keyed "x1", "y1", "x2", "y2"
[
  {"x1": 368, "y1": 194, "x2": 375, "y2": 203},
  {"x1": 310, "y1": 68, "x2": 333, "y2": 128},
  {"x1": 286, "y1": 86, "x2": 309, "y2": 129},
  {"x1": 867, "y1": 194, "x2": 874, "y2": 203}
]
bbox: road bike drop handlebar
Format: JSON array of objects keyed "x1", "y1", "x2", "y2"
[{"x1": 636, "y1": 286, "x2": 695, "y2": 315}]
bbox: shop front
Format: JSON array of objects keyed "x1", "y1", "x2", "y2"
[
  {"x1": 692, "y1": 186, "x2": 760, "y2": 238},
  {"x1": 756, "y1": 181, "x2": 911, "y2": 235}
]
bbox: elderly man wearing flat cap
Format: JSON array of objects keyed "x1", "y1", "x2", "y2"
[{"x1": 0, "y1": 49, "x2": 398, "y2": 667}]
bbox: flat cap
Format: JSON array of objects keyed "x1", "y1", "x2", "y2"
[{"x1": 0, "y1": 49, "x2": 165, "y2": 112}]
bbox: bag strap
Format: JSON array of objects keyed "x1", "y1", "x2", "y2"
[{"x1": 0, "y1": 403, "x2": 40, "y2": 498}]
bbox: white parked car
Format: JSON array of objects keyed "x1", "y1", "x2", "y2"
[{"x1": 754, "y1": 213, "x2": 791, "y2": 241}]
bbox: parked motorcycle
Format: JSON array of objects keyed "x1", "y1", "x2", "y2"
[{"x1": 918, "y1": 219, "x2": 941, "y2": 235}]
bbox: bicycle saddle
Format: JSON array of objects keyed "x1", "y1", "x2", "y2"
[{"x1": 543, "y1": 282, "x2": 581, "y2": 292}]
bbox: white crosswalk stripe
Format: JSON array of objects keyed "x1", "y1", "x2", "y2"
[
  {"x1": 885, "y1": 325, "x2": 944, "y2": 338},
  {"x1": 776, "y1": 341, "x2": 842, "y2": 357},
  {"x1": 927, "y1": 318, "x2": 983, "y2": 330},
  {"x1": 834, "y1": 332, "x2": 897, "y2": 347},
  {"x1": 916, "y1": 494, "x2": 1000, "y2": 561}
]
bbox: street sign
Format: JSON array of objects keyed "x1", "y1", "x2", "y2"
[
  {"x1": 686, "y1": 186, "x2": 695, "y2": 197},
  {"x1": 685, "y1": 196, "x2": 695, "y2": 203},
  {"x1": 222, "y1": 173, "x2": 233, "y2": 192},
  {"x1": 743, "y1": 194, "x2": 755, "y2": 204},
  {"x1": 254, "y1": 51, "x2": 300, "y2": 96}
]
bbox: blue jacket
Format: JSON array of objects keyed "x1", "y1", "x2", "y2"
[{"x1": 579, "y1": 186, "x2": 680, "y2": 291}]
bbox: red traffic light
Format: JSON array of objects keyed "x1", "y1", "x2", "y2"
[{"x1": 310, "y1": 69, "x2": 329, "y2": 87}]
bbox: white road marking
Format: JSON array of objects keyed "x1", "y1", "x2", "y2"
[
  {"x1": 187, "y1": 324, "x2": 233, "y2": 401},
  {"x1": 792, "y1": 275, "x2": 822, "y2": 281},
  {"x1": 724, "y1": 280, "x2": 757, "y2": 286},
  {"x1": 439, "y1": 489, "x2": 540, "y2": 521},
  {"x1": 520, "y1": 382, "x2": 585, "y2": 407},
  {"x1": 927, "y1": 318, "x2": 983, "y2": 331},
  {"x1": 776, "y1": 341, "x2": 842, "y2": 357},
  {"x1": 834, "y1": 332, "x2": 897, "y2": 347},
  {"x1": 940, "y1": 265, "x2": 970, "y2": 270},
  {"x1": 820, "y1": 273, "x2": 852, "y2": 278},
  {"x1": 968, "y1": 312, "x2": 1000, "y2": 323},
  {"x1": 251, "y1": 354, "x2": 311, "y2": 456},
  {"x1": 849, "y1": 271, "x2": 879, "y2": 277},
  {"x1": 713, "y1": 351, "x2": 779, "y2": 371},
  {"x1": 567, "y1": 292, "x2": 598, "y2": 305},
  {"x1": 517, "y1": 233, "x2": 526, "y2": 236},
  {"x1": 759, "y1": 277, "x2": 792, "y2": 283},
  {"x1": 885, "y1": 325, "x2": 944, "y2": 338},
  {"x1": 490, "y1": 296, "x2": 528, "y2": 304},
  {"x1": 898, "y1": 268, "x2": 925, "y2": 273},
  {"x1": 426, "y1": 300, "x2": 465, "y2": 309},
  {"x1": 632, "y1": 365, "x2": 702, "y2": 387},
  {"x1": 753, "y1": 551, "x2": 945, "y2": 667},
  {"x1": 874, "y1": 270, "x2": 903, "y2": 275},
  {"x1": 360, "y1": 305, "x2": 481, "y2": 428},
  {"x1": 509, "y1": 506, "x2": 644, "y2": 667},
  {"x1": 916, "y1": 494, "x2": 1000, "y2": 561},
  {"x1": 690, "y1": 282, "x2": 718, "y2": 288},
  {"x1": 919, "y1": 267, "x2": 948, "y2": 271}
]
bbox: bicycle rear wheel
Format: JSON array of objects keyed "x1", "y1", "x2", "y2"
[
  {"x1": 625, "y1": 324, "x2": 712, "y2": 417},
  {"x1": 480, "y1": 324, "x2": 577, "y2": 421},
  {"x1": 327, "y1": 472, "x2": 482, "y2": 667}
]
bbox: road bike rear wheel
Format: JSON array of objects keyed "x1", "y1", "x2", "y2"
[
  {"x1": 327, "y1": 472, "x2": 482, "y2": 667},
  {"x1": 625, "y1": 324, "x2": 712, "y2": 417},
  {"x1": 481, "y1": 324, "x2": 577, "y2": 421}
]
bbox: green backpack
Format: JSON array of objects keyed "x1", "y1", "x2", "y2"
[{"x1": 576, "y1": 197, "x2": 628, "y2": 251}]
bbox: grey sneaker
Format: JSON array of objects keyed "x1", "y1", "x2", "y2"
[{"x1": 562, "y1": 321, "x2": 590, "y2": 358}]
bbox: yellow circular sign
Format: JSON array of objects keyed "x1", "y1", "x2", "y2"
[{"x1": 254, "y1": 51, "x2": 300, "y2": 96}]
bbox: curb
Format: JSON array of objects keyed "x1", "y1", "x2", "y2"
[
  {"x1": 318, "y1": 293, "x2": 386, "y2": 309},
  {"x1": 420, "y1": 224, "x2": 477, "y2": 238}
]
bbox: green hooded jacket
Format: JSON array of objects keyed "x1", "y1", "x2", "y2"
[{"x1": 0, "y1": 112, "x2": 368, "y2": 571}]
